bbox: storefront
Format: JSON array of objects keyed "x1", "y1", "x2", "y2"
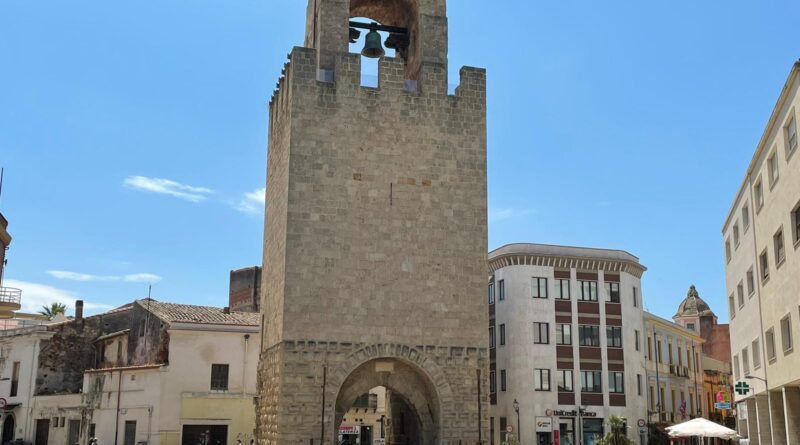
[{"x1": 545, "y1": 409, "x2": 604, "y2": 445}]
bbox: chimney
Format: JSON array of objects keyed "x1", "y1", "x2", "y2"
[
  {"x1": 223, "y1": 306, "x2": 231, "y2": 314},
  {"x1": 75, "y1": 300, "x2": 84, "y2": 320}
]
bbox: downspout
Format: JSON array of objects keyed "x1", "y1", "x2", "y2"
[
  {"x1": 243, "y1": 334, "x2": 249, "y2": 393},
  {"x1": 114, "y1": 370, "x2": 123, "y2": 445},
  {"x1": 25, "y1": 338, "x2": 40, "y2": 439}
]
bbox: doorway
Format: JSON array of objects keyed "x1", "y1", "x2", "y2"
[
  {"x1": 2, "y1": 415, "x2": 15, "y2": 444},
  {"x1": 181, "y1": 425, "x2": 229, "y2": 445},
  {"x1": 35, "y1": 419, "x2": 50, "y2": 445}
]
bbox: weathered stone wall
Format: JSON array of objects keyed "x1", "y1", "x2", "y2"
[
  {"x1": 230, "y1": 267, "x2": 262, "y2": 313},
  {"x1": 128, "y1": 301, "x2": 169, "y2": 365}
]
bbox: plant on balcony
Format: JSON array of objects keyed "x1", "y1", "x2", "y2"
[{"x1": 39, "y1": 302, "x2": 67, "y2": 320}]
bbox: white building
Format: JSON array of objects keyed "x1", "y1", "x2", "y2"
[
  {"x1": 488, "y1": 244, "x2": 649, "y2": 445},
  {"x1": 722, "y1": 60, "x2": 800, "y2": 445}
]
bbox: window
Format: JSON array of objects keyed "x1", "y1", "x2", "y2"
[
  {"x1": 556, "y1": 324, "x2": 572, "y2": 345},
  {"x1": 555, "y1": 279, "x2": 571, "y2": 299},
  {"x1": 532, "y1": 277, "x2": 548, "y2": 299},
  {"x1": 787, "y1": 115, "x2": 798, "y2": 154},
  {"x1": 490, "y1": 371, "x2": 496, "y2": 393},
  {"x1": 733, "y1": 354, "x2": 740, "y2": 380},
  {"x1": 637, "y1": 374, "x2": 643, "y2": 396},
  {"x1": 752, "y1": 338, "x2": 761, "y2": 370},
  {"x1": 775, "y1": 228, "x2": 786, "y2": 266},
  {"x1": 747, "y1": 268, "x2": 755, "y2": 296},
  {"x1": 607, "y1": 326, "x2": 623, "y2": 348},
  {"x1": 498, "y1": 280, "x2": 505, "y2": 301},
  {"x1": 737, "y1": 282, "x2": 745, "y2": 308},
  {"x1": 579, "y1": 325, "x2": 601, "y2": 347},
  {"x1": 500, "y1": 370, "x2": 507, "y2": 392},
  {"x1": 499, "y1": 324, "x2": 506, "y2": 346},
  {"x1": 742, "y1": 347, "x2": 750, "y2": 376},
  {"x1": 635, "y1": 330, "x2": 640, "y2": 351},
  {"x1": 10, "y1": 362, "x2": 20, "y2": 397},
  {"x1": 793, "y1": 202, "x2": 800, "y2": 244},
  {"x1": 534, "y1": 322, "x2": 549, "y2": 345},
  {"x1": 742, "y1": 204, "x2": 750, "y2": 230},
  {"x1": 557, "y1": 370, "x2": 573, "y2": 392},
  {"x1": 728, "y1": 294, "x2": 736, "y2": 319},
  {"x1": 488, "y1": 282, "x2": 495, "y2": 304},
  {"x1": 781, "y1": 315, "x2": 793, "y2": 354},
  {"x1": 139, "y1": 319, "x2": 146, "y2": 337},
  {"x1": 580, "y1": 371, "x2": 602, "y2": 393},
  {"x1": 578, "y1": 280, "x2": 598, "y2": 301},
  {"x1": 632, "y1": 287, "x2": 639, "y2": 308},
  {"x1": 766, "y1": 328, "x2": 777, "y2": 362},
  {"x1": 725, "y1": 239, "x2": 732, "y2": 263},
  {"x1": 647, "y1": 336, "x2": 653, "y2": 361},
  {"x1": 656, "y1": 338, "x2": 663, "y2": 364},
  {"x1": 605, "y1": 282, "x2": 620, "y2": 303},
  {"x1": 768, "y1": 151, "x2": 780, "y2": 187},
  {"x1": 649, "y1": 386, "x2": 656, "y2": 411},
  {"x1": 686, "y1": 323, "x2": 695, "y2": 332},
  {"x1": 489, "y1": 326, "x2": 495, "y2": 348},
  {"x1": 534, "y1": 369, "x2": 551, "y2": 391},
  {"x1": 759, "y1": 249, "x2": 769, "y2": 281},
  {"x1": 608, "y1": 372, "x2": 624, "y2": 394},
  {"x1": 733, "y1": 223, "x2": 740, "y2": 247},
  {"x1": 755, "y1": 179, "x2": 764, "y2": 211},
  {"x1": 210, "y1": 364, "x2": 229, "y2": 391}
]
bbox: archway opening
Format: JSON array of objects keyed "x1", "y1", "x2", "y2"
[
  {"x1": 2, "y1": 414, "x2": 15, "y2": 444},
  {"x1": 334, "y1": 358, "x2": 440, "y2": 445},
  {"x1": 348, "y1": 17, "x2": 398, "y2": 87}
]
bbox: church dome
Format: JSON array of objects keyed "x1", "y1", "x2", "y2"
[{"x1": 675, "y1": 285, "x2": 715, "y2": 318}]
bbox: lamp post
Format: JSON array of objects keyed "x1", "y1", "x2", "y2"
[
  {"x1": 513, "y1": 399, "x2": 520, "y2": 443},
  {"x1": 746, "y1": 375, "x2": 773, "y2": 442}
]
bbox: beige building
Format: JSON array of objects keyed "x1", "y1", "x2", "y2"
[
  {"x1": 722, "y1": 60, "x2": 800, "y2": 445},
  {"x1": 643, "y1": 312, "x2": 705, "y2": 429},
  {"x1": 257, "y1": 0, "x2": 489, "y2": 444},
  {"x1": 488, "y1": 244, "x2": 649, "y2": 445}
]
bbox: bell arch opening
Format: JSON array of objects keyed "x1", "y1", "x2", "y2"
[
  {"x1": 334, "y1": 358, "x2": 441, "y2": 445},
  {"x1": 349, "y1": 0, "x2": 422, "y2": 80}
]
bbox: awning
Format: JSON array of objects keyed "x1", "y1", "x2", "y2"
[{"x1": 3, "y1": 403, "x2": 21, "y2": 411}]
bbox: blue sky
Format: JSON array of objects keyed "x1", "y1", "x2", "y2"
[{"x1": 1, "y1": 1, "x2": 798, "y2": 319}]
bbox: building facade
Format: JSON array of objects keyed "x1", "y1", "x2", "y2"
[
  {"x1": 0, "y1": 212, "x2": 22, "y2": 319},
  {"x1": 722, "y1": 60, "x2": 800, "y2": 445},
  {"x1": 488, "y1": 244, "x2": 649, "y2": 445},
  {"x1": 257, "y1": 1, "x2": 489, "y2": 444},
  {"x1": 643, "y1": 313, "x2": 705, "y2": 429}
]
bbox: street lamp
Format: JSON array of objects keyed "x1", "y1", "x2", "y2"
[
  {"x1": 745, "y1": 375, "x2": 774, "y2": 441},
  {"x1": 513, "y1": 399, "x2": 520, "y2": 442}
]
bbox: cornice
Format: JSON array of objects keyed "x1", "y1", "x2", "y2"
[{"x1": 488, "y1": 252, "x2": 646, "y2": 278}]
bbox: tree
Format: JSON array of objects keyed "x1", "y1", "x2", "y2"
[
  {"x1": 39, "y1": 302, "x2": 67, "y2": 320},
  {"x1": 596, "y1": 416, "x2": 635, "y2": 445}
]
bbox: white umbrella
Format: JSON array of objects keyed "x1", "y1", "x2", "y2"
[{"x1": 665, "y1": 418, "x2": 739, "y2": 440}]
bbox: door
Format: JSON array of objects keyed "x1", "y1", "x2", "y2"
[
  {"x1": 124, "y1": 421, "x2": 137, "y2": 445},
  {"x1": 68, "y1": 420, "x2": 81, "y2": 445},
  {"x1": 2, "y1": 415, "x2": 15, "y2": 444},
  {"x1": 181, "y1": 425, "x2": 228, "y2": 445},
  {"x1": 34, "y1": 419, "x2": 50, "y2": 445}
]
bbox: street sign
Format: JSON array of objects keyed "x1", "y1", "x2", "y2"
[
  {"x1": 735, "y1": 382, "x2": 751, "y2": 395},
  {"x1": 715, "y1": 402, "x2": 732, "y2": 410},
  {"x1": 0, "y1": 398, "x2": 6, "y2": 410},
  {"x1": 506, "y1": 425, "x2": 514, "y2": 433},
  {"x1": 637, "y1": 419, "x2": 646, "y2": 428}
]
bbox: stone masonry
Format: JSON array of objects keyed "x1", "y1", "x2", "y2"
[{"x1": 256, "y1": 1, "x2": 488, "y2": 444}]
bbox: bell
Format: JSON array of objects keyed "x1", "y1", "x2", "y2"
[{"x1": 361, "y1": 29, "x2": 385, "y2": 58}]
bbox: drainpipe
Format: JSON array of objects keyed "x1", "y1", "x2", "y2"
[
  {"x1": 114, "y1": 370, "x2": 123, "y2": 445},
  {"x1": 25, "y1": 339, "x2": 40, "y2": 439},
  {"x1": 242, "y1": 334, "x2": 249, "y2": 393}
]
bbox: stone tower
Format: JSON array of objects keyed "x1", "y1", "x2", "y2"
[{"x1": 257, "y1": 1, "x2": 488, "y2": 444}]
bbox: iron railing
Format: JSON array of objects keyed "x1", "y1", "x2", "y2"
[{"x1": 0, "y1": 287, "x2": 22, "y2": 305}]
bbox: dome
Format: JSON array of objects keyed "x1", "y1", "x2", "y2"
[{"x1": 675, "y1": 285, "x2": 715, "y2": 318}]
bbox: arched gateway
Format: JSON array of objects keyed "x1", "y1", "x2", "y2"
[{"x1": 256, "y1": 1, "x2": 488, "y2": 444}]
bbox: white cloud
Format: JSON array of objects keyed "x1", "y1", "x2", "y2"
[
  {"x1": 47, "y1": 270, "x2": 119, "y2": 282},
  {"x1": 123, "y1": 273, "x2": 162, "y2": 283},
  {"x1": 489, "y1": 207, "x2": 536, "y2": 224},
  {"x1": 4, "y1": 279, "x2": 114, "y2": 314},
  {"x1": 124, "y1": 176, "x2": 213, "y2": 203},
  {"x1": 234, "y1": 187, "x2": 266, "y2": 215}
]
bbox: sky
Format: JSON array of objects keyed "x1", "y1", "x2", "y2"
[{"x1": 1, "y1": 1, "x2": 798, "y2": 320}]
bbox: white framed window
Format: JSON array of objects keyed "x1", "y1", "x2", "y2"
[
  {"x1": 746, "y1": 268, "x2": 755, "y2": 296},
  {"x1": 737, "y1": 282, "x2": 745, "y2": 308},
  {"x1": 752, "y1": 338, "x2": 761, "y2": 370},
  {"x1": 775, "y1": 228, "x2": 786, "y2": 266},
  {"x1": 781, "y1": 315, "x2": 793, "y2": 354},
  {"x1": 786, "y1": 114, "x2": 797, "y2": 155},
  {"x1": 754, "y1": 178, "x2": 764, "y2": 211},
  {"x1": 498, "y1": 279, "x2": 505, "y2": 301},
  {"x1": 534, "y1": 369, "x2": 551, "y2": 391},
  {"x1": 557, "y1": 370, "x2": 573, "y2": 392},
  {"x1": 733, "y1": 354, "x2": 740, "y2": 380},
  {"x1": 766, "y1": 328, "x2": 777, "y2": 363},
  {"x1": 733, "y1": 223, "x2": 740, "y2": 248},
  {"x1": 742, "y1": 347, "x2": 750, "y2": 376},
  {"x1": 556, "y1": 323, "x2": 572, "y2": 345},
  {"x1": 488, "y1": 282, "x2": 495, "y2": 304},
  {"x1": 742, "y1": 203, "x2": 750, "y2": 231},
  {"x1": 533, "y1": 322, "x2": 549, "y2": 345},
  {"x1": 608, "y1": 372, "x2": 624, "y2": 394},
  {"x1": 532, "y1": 277, "x2": 548, "y2": 299},
  {"x1": 768, "y1": 150, "x2": 780, "y2": 187},
  {"x1": 499, "y1": 324, "x2": 506, "y2": 346},
  {"x1": 759, "y1": 249, "x2": 769, "y2": 282}
]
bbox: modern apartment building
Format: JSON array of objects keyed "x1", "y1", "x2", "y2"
[
  {"x1": 722, "y1": 60, "x2": 800, "y2": 445},
  {"x1": 643, "y1": 313, "x2": 705, "y2": 426},
  {"x1": 488, "y1": 244, "x2": 648, "y2": 445}
]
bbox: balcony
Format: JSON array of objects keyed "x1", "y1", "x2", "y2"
[{"x1": 0, "y1": 287, "x2": 22, "y2": 318}]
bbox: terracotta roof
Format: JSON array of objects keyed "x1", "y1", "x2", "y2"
[
  {"x1": 137, "y1": 299, "x2": 260, "y2": 326},
  {"x1": 674, "y1": 285, "x2": 715, "y2": 318}
]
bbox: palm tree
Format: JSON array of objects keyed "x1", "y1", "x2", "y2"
[
  {"x1": 596, "y1": 416, "x2": 635, "y2": 445},
  {"x1": 39, "y1": 302, "x2": 67, "y2": 320}
]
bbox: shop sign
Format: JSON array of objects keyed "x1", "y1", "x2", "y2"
[
  {"x1": 373, "y1": 439, "x2": 385, "y2": 445},
  {"x1": 339, "y1": 425, "x2": 360, "y2": 435},
  {"x1": 715, "y1": 402, "x2": 732, "y2": 410},
  {"x1": 545, "y1": 409, "x2": 597, "y2": 418},
  {"x1": 535, "y1": 417, "x2": 553, "y2": 433}
]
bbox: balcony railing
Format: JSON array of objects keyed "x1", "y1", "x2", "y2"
[{"x1": 0, "y1": 287, "x2": 22, "y2": 305}]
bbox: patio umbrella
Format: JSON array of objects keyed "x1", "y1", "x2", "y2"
[{"x1": 665, "y1": 418, "x2": 740, "y2": 440}]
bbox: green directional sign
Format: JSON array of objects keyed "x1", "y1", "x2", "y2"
[{"x1": 735, "y1": 382, "x2": 750, "y2": 395}]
